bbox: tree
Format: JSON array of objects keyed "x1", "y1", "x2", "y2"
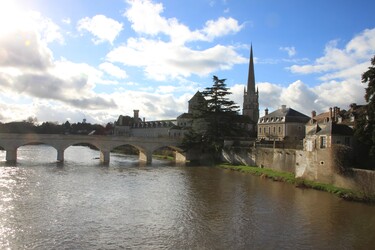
[
  {"x1": 355, "y1": 55, "x2": 375, "y2": 157},
  {"x1": 182, "y1": 76, "x2": 245, "y2": 162}
]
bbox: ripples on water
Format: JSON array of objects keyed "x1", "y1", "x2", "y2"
[{"x1": 0, "y1": 145, "x2": 375, "y2": 249}]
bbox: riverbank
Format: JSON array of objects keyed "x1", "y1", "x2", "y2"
[{"x1": 218, "y1": 164, "x2": 375, "y2": 203}]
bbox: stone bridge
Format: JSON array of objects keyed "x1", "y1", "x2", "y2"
[{"x1": 0, "y1": 133, "x2": 186, "y2": 164}]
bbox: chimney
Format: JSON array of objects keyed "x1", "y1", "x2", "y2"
[
  {"x1": 333, "y1": 107, "x2": 340, "y2": 122},
  {"x1": 329, "y1": 107, "x2": 333, "y2": 121},
  {"x1": 265, "y1": 108, "x2": 269, "y2": 116},
  {"x1": 133, "y1": 110, "x2": 139, "y2": 122},
  {"x1": 281, "y1": 105, "x2": 286, "y2": 112},
  {"x1": 311, "y1": 110, "x2": 316, "y2": 118}
]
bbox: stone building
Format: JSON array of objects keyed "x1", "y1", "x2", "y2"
[
  {"x1": 304, "y1": 104, "x2": 364, "y2": 151},
  {"x1": 257, "y1": 105, "x2": 310, "y2": 142},
  {"x1": 114, "y1": 110, "x2": 179, "y2": 137},
  {"x1": 176, "y1": 91, "x2": 207, "y2": 133}
]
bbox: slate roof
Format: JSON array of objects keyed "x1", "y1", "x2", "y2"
[
  {"x1": 307, "y1": 122, "x2": 354, "y2": 136},
  {"x1": 260, "y1": 107, "x2": 310, "y2": 123},
  {"x1": 177, "y1": 113, "x2": 193, "y2": 119}
]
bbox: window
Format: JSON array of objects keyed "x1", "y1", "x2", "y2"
[
  {"x1": 320, "y1": 136, "x2": 327, "y2": 148},
  {"x1": 345, "y1": 137, "x2": 350, "y2": 146},
  {"x1": 278, "y1": 126, "x2": 281, "y2": 134}
]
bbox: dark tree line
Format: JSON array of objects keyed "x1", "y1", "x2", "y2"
[
  {"x1": 355, "y1": 55, "x2": 375, "y2": 159},
  {"x1": 0, "y1": 120, "x2": 114, "y2": 135}
]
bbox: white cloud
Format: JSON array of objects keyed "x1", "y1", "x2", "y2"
[
  {"x1": 202, "y1": 17, "x2": 243, "y2": 41},
  {"x1": 107, "y1": 38, "x2": 246, "y2": 81},
  {"x1": 280, "y1": 46, "x2": 296, "y2": 57},
  {"x1": 0, "y1": 10, "x2": 118, "y2": 114},
  {"x1": 99, "y1": 62, "x2": 128, "y2": 79},
  {"x1": 62, "y1": 18, "x2": 71, "y2": 25},
  {"x1": 77, "y1": 15, "x2": 123, "y2": 44},
  {"x1": 108, "y1": 0, "x2": 246, "y2": 81},
  {"x1": 124, "y1": 0, "x2": 243, "y2": 45},
  {"x1": 275, "y1": 28, "x2": 375, "y2": 115},
  {"x1": 0, "y1": 29, "x2": 53, "y2": 70},
  {"x1": 290, "y1": 29, "x2": 375, "y2": 76},
  {"x1": 110, "y1": 90, "x2": 191, "y2": 121}
]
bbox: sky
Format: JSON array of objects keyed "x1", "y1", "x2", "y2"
[{"x1": 0, "y1": 0, "x2": 374, "y2": 124}]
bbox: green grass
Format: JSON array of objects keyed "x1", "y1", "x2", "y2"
[
  {"x1": 218, "y1": 164, "x2": 374, "y2": 203},
  {"x1": 153, "y1": 154, "x2": 174, "y2": 161}
]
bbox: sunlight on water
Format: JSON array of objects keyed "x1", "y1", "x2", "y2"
[{"x1": 0, "y1": 145, "x2": 375, "y2": 249}]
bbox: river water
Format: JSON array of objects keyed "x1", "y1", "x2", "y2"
[{"x1": 0, "y1": 145, "x2": 374, "y2": 249}]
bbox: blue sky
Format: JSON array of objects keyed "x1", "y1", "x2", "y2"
[{"x1": 0, "y1": 0, "x2": 374, "y2": 124}]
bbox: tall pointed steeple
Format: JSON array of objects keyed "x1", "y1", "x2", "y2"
[
  {"x1": 243, "y1": 44, "x2": 259, "y2": 134},
  {"x1": 247, "y1": 44, "x2": 255, "y2": 93}
]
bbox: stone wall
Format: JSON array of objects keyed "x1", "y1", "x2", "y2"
[
  {"x1": 222, "y1": 145, "x2": 375, "y2": 195},
  {"x1": 222, "y1": 147, "x2": 296, "y2": 173}
]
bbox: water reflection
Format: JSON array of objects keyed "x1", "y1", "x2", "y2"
[{"x1": 0, "y1": 146, "x2": 374, "y2": 249}]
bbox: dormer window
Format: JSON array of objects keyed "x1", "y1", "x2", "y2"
[{"x1": 350, "y1": 114, "x2": 355, "y2": 122}]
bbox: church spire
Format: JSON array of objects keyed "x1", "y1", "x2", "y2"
[{"x1": 247, "y1": 44, "x2": 255, "y2": 93}]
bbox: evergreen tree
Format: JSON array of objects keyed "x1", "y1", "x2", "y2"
[
  {"x1": 355, "y1": 55, "x2": 375, "y2": 157},
  {"x1": 182, "y1": 76, "x2": 245, "y2": 162}
]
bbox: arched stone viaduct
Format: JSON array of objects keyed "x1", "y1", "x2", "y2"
[{"x1": 0, "y1": 133, "x2": 186, "y2": 164}]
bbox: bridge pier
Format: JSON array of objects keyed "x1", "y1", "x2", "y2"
[
  {"x1": 175, "y1": 151, "x2": 186, "y2": 164},
  {"x1": 57, "y1": 149, "x2": 64, "y2": 162},
  {"x1": 139, "y1": 151, "x2": 152, "y2": 164},
  {"x1": 100, "y1": 150, "x2": 110, "y2": 164},
  {"x1": 6, "y1": 148, "x2": 17, "y2": 162}
]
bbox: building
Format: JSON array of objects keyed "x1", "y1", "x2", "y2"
[
  {"x1": 176, "y1": 91, "x2": 207, "y2": 132},
  {"x1": 242, "y1": 45, "x2": 259, "y2": 136},
  {"x1": 114, "y1": 110, "x2": 179, "y2": 137},
  {"x1": 258, "y1": 105, "x2": 310, "y2": 142},
  {"x1": 304, "y1": 104, "x2": 364, "y2": 151}
]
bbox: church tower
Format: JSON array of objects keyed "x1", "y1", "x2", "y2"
[{"x1": 242, "y1": 45, "x2": 259, "y2": 123}]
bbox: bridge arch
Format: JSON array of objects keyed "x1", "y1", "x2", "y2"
[
  {"x1": 108, "y1": 143, "x2": 148, "y2": 164},
  {"x1": 148, "y1": 145, "x2": 186, "y2": 164},
  {"x1": 1, "y1": 139, "x2": 61, "y2": 163}
]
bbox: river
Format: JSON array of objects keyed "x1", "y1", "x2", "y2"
[{"x1": 0, "y1": 145, "x2": 374, "y2": 249}]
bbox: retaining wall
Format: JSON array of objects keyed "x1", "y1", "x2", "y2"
[{"x1": 222, "y1": 146, "x2": 375, "y2": 195}]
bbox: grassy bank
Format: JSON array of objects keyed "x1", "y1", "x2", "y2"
[{"x1": 218, "y1": 164, "x2": 374, "y2": 203}]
